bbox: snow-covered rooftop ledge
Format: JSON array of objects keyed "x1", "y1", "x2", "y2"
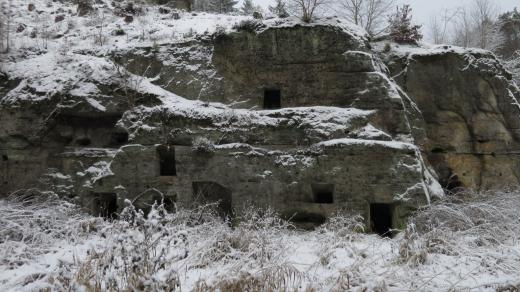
[
  {"x1": 316, "y1": 138, "x2": 417, "y2": 152},
  {"x1": 60, "y1": 147, "x2": 119, "y2": 158},
  {"x1": 374, "y1": 41, "x2": 495, "y2": 59},
  {"x1": 257, "y1": 16, "x2": 368, "y2": 39}
]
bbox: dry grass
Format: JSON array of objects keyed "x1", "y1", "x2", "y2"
[
  {"x1": 0, "y1": 189, "x2": 96, "y2": 268},
  {"x1": 2, "y1": 190, "x2": 520, "y2": 291}
]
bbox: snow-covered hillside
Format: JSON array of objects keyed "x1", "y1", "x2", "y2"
[
  {"x1": 2, "y1": 1, "x2": 520, "y2": 291},
  {"x1": 1, "y1": 191, "x2": 520, "y2": 291}
]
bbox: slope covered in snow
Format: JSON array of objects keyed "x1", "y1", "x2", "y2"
[{"x1": 1, "y1": 192, "x2": 520, "y2": 291}]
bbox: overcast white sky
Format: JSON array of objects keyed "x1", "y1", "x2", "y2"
[{"x1": 248, "y1": 0, "x2": 519, "y2": 26}]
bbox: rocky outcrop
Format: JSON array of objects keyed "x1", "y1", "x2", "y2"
[
  {"x1": 384, "y1": 45, "x2": 520, "y2": 190},
  {"x1": 4, "y1": 16, "x2": 520, "y2": 231}
]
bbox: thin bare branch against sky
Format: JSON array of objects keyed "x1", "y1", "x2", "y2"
[{"x1": 250, "y1": 0, "x2": 519, "y2": 25}]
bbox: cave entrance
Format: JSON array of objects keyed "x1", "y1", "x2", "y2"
[
  {"x1": 370, "y1": 203, "x2": 393, "y2": 237},
  {"x1": 192, "y1": 181, "x2": 233, "y2": 218},
  {"x1": 312, "y1": 183, "x2": 334, "y2": 204},
  {"x1": 288, "y1": 211, "x2": 327, "y2": 230},
  {"x1": 264, "y1": 89, "x2": 281, "y2": 109},
  {"x1": 93, "y1": 193, "x2": 118, "y2": 219},
  {"x1": 157, "y1": 145, "x2": 176, "y2": 176}
]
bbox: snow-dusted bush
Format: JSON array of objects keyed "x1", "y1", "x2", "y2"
[
  {"x1": 319, "y1": 212, "x2": 365, "y2": 238},
  {"x1": 388, "y1": 4, "x2": 423, "y2": 44},
  {"x1": 406, "y1": 190, "x2": 520, "y2": 267},
  {"x1": 0, "y1": 0, "x2": 11, "y2": 53},
  {"x1": 505, "y1": 50, "x2": 520, "y2": 85},
  {"x1": 50, "y1": 201, "x2": 187, "y2": 291},
  {"x1": 232, "y1": 19, "x2": 264, "y2": 33},
  {"x1": 288, "y1": 0, "x2": 329, "y2": 23},
  {"x1": 45, "y1": 202, "x2": 296, "y2": 290},
  {"x1": 0, "y1": 190, "x2": 98, "y2": 268},
  {"x1": 3, "y1": 190, "x2": 520, "y2": 290},
  {"x1": 192, "y1": 136, "x2": 215, "y2": 153},
  {"x1": 194, "y1": 263, "x2": 306, "y2": 291}
]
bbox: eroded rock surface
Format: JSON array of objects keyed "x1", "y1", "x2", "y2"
[
  {"x1": 2, "y1": 16, "x2": 519, "y2": 230},
  {"x1": 384, "y1": 45, "x2": 520, "y2": 190}
]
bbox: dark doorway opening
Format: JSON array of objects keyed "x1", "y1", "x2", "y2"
[
  {"x1": 157, "y1": 145, "x2": 176, "y2": 176},
  {"x1": 288, "y1": 211, "x2": 327, "y2": 230},
  {"x1": 370, "y1": 203, "x2": 393, "y2": 237},
  {"x1": 312, "y1": 183, "x2": 334, "y2": 204},
  {"x1": 192, "y1": 181, "x2": 233, "y2": 218},
  {"x1": 2, "y1": 155, "x2": 7, "y2": 161},
  {"x1": 264, "y1": 89, "x2": 281, "y2": 109},
  {"x1": 93, "y1": 193, "x2": 118, "y2": 219}
]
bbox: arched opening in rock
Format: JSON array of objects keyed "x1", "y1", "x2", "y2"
[
  {"x1": 370, "y1": 203, "x2": 393, "y2": 237},
  {"x1": 264, "y1": 89, "x2": 281, "y2": 109},
  {"x1": 445, "y1": 174, "x2": 464, "y2": 192},
  {"x1": 134, "y1": 191, "x2": 176, "y2": 215},
  {"x1": 312, "y1": 183, "x2": 334, "y2": 204},
  {"x1": 92, "y1": 193, "x2": 118, "y2": 219},
  {"x1": 289, "y1": 211, "x2": 327, "y2": 230},
  {"x1": 157, "y1": 145, "x2": 176, "y2": 176},
  {"x1": 192, "y1": 181, "x2": 232, "y2": 218}
]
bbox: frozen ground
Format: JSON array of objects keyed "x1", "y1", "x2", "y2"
[{"x1": 1, "y1": 191, "x2": 520, "y2": 291}]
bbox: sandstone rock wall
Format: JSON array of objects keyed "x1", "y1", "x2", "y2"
[
  {"x1": 9, "y1": 21, "x2": 520, "y2": 230},
  {"x1": 385, "y1": 47, "x2": 520, "y2": 190}
]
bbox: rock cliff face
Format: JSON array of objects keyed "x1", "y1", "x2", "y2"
[
  {"x1": 384, "y1": 46, "x2": 520, "y2": 190},
  {"x1": 1, "y1": 17, "x2": 519, "y2": 230}
]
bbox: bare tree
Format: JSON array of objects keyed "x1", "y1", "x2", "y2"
[
  {"x1": 443, "y1": 0, "x2": 505, "y2": 51},
  {"x1": 335, "y1": 0, "x2": 394, "y2": 36},
  {"x1": 0, "y1": 0, "x2": 11, "y2": 53},
  {"x1": 471, "y1": 0, "x2": 498, "y2": 49},
  {"x1": 209, "y1": 0, "x2": 237, "y2": 13},
  {"x1": 289, "y1": 0, "x2": 329, "y2": 23},
  {"x1": 504, "y1": 50, "x2": 520, "y2": 85},
  {"x1": 269, "y1": 0, "x2": 289, "y2": 18},
  {"x1": 428, "y1": 8, "x2": 458, "y2": 45},
  {"x1": 452, "y1": 7, "x2": 473, "y2": 48}
]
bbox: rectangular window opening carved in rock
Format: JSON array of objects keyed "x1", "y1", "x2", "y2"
[
  {"x1": 157, "y1": 145, "x2": 176, "y2": 176},
  {"x1": 312, "y1": 183, "x2": 334, "y2": 204},
  {"x1": 93, "y1": 193, "x2": 118, "y2": 219},
  {"x1": 192, "y1": 181, "x2": 233, "y2": 218},
  {"x1": 264, "y1": 89, "x2": 281, "y2": 109}
]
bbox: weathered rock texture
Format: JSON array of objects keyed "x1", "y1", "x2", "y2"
[
  {"x1": 385, "y1": 46, "x2": 520, "y2": 190},
  {"x1": 2, "y1": 19, "x2": 519, "y2": 231}
]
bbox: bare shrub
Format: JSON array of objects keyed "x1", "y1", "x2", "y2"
[
  {"x1": 397, "y1": 223, "x2": 427, "y2": 266},
  {"x1": 0, "y1": 190, "x2": 96, "y2": 267},
  {"x1": 289, "y1": 0, "x2": 329, "y2": 23},
  {"x1": 192, "y1": 136, "x2": 215, "y2": 153},
  {"x1": 232, "y1": 19, "x2": 264, "y2": 33},
  {"x1": 504, "y1": 50, "x2": 520, "y2": 84},
  {"x1": 335, "y1": 0, "x2": 395, "y2": 37},
  {"x1": 405, "y1": 190, "x2": 520, "y2": 271},
  {"x1": 320, "y1": 213, "x2": 365, "y2": 235},
  {"x1": 0, "y1": 0, "x2": 11, "y2": 52},
  {"x1": 194, "y1": 264, "x2": 305, "y2": 291},
  {"x1": 50, "y1": 201, "x2": 223, "y2": 291}
]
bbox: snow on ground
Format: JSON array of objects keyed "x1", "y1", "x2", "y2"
[
  {"x1": 1, "y1": 191, "x2": 520, "y2": 291},
  {"x1": 6, "y1": 0, "x2": 367, "y2": 60}
]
